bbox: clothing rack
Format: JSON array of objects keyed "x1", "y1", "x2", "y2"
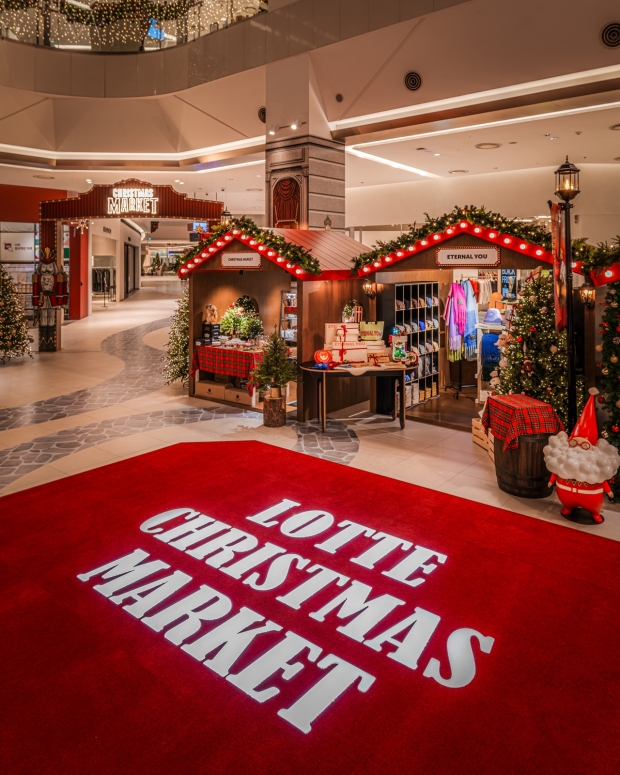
[{"x1": 445, "y1": 357, "x2": 476, "y2": 399}]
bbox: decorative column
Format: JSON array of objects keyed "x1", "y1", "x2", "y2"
[
  {"x1": 69, "y1": 225, "x2": 89, "y2": 320},
  {"x1": 265, "y1": 54, "x2": 345, "y2": 231}
]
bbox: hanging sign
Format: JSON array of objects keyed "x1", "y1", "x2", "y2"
[
  {"x1": 1, "y1": 233, "x2": 35, "y2": 263},
  {"x1": 221, "y1": 253, "x2": 262, "y2": 268},
  {"x1": 436, "y1": 247, "x2": 500, "y2": 267},
  {"x1": 549, "y1": 202, "x2": 567, "y2": 333},
  {"x1": 107, "y1": 187, "x2": 159, "y2": 216}
]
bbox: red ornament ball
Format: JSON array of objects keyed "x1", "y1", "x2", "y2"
[
  {"x1": 613, "y1": 426, "x2": 620, "y2": 433},
  {"x1": 529, "y1": 327, "x2": 537, "y2": 333},
  {"x1": 598, "y1": 396, "x2": 605, "y2": 403},
  {"x1": 517, "y1": 336, "x2": 523, "y2": 342},
  {"x1": 616, "y1": 326, "x2": 620, "y2": 332}
]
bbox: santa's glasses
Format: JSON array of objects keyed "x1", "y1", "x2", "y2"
[{"x1": 568, "y1": 439, "x2": 591, "y2": 450}]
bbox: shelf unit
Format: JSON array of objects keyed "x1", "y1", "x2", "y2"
[
  {"x1": 279, "y1": 289, "x2": 297, "y2": 345},
  {"x1": 378, "y1": 281, "x2": 440, "y2": 408}
]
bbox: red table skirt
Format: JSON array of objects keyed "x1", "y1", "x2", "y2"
[
  {"x1": 191, "y1": 346, "x2": 263, "y2": 395},
  {"x1": 482, "y1": 393, "x2": 564, "y2": 451}
]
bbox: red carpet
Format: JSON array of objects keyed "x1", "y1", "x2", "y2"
[{"x1": 2, "y1": 441, "x2": 620, "y2": 775}]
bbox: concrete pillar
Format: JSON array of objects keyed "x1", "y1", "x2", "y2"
[{"x1": 265, "y1": 53, "x2": 345, "y2": 231}]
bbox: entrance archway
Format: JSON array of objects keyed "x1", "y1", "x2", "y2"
[{"x1": 38, "y1": 180, "x2": 222, "y2": 350}]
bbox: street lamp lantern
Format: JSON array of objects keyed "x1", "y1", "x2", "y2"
[
  {"x1": 579, "y1": 277, "x2": 596, "y2": 310},
  {"x1": 220, "y1": 207, "x2": 232, "y2": 227},
  {"x1": 555, "y1": 156, "x2": 580, "y2": 202}
]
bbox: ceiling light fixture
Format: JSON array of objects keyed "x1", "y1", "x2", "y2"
[
  {"x1": 86, "y1": 179, "x2": 92, "y2": 183},
  {"x1": 448, "y1": 170, "x2": 469, "y2": 174},
  {"x1": 475, "y1": 143, "x2": 502, "y2": 149},
  {"x1": 345, "y1": 147, "x2": 440, "y2": 178}
]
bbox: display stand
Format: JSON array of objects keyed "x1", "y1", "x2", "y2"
[{"x1": 445, "y1": 358, "x2": 475, "y2": 400}]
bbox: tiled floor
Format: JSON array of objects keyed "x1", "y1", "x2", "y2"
[{"x1": 2, "y1": 280, "x2": 619, "y2": 543}]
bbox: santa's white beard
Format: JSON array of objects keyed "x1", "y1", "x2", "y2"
[{"x1": 544, "y1": 432, "x2": 620, "y2": 483}]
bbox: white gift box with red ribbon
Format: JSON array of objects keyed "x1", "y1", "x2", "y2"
[{"x1": 325, "y1": 341, "x2": 368, "y2": 363}]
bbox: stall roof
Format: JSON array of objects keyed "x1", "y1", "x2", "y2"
[
  {"x1": 357, "y1": 221, "x2": 555, "y2": 276},
  {"x1": 178, "y1": 229, "x2": 372, "y2": 281}
]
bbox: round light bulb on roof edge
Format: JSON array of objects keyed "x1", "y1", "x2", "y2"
[
  {"x1": 224, "y1": 235, "x2": 231, "y2": 240},
  {"x1": 363, "y1": 267, "x2": 369, "y2": 272},
  {"x1": 421, "y1": 240, "x2": 427, "y2": 246},
  {"x1": 504, "y1": 238, "x2": 511, "y2": 243},
  {"x1": 277, "y1": 257, "x2": 284, "y2": 262},
  {"x1": 209, "y1": 247, "x2": 215, "y2": 252},
  {"x1": 447, "y1": 228, "x2": 454, "y2": 234},
  {"x1": 233, "y1": 229, "x2": 239, "y2": 234},
  {"x1": 374, "y1": 261, "x2": 381, "y2": 267},
  {"x1": 287, "y1": 263, "x2": 292, "y2": 268},
  {"x1": 385, "y1": 256, "x2": 392, "y2": 261},
  {"x1": 250, "y1": 240, "x2": 256, "y2": 245},
  {"x1": 536, "y1": 249, "x2": 543, "y2": 256},
  {"x1": 474, "y1": 227, "x2": 481, "y2": 233},
  {"x1": 397, "y1": 251, "x2": 403, "y2": 257},
  {"x1": 489, "y1": 232, "x2": 497, "y2": 238},
  {"x1": 572, "y1": 262, "x2": 577, "y2": 268},
  {"x1": 202, "y1": 253, "x2": 206, "y2": 257},
  {"x1": 605, "y1": 270, "x2": 613, "y2": 277},
  {"x1": 296, "y1": 268, "x2": 302, "y2": 274},
  {"x1": 217, "y1": 241, "x2": 223, "y2": 246},
  {"x1": 433, "y1": 234, "x2": 439, "y2": 240},
  {"x1": 258, "y1": 245, "x2": 265, "y2": 250},
  {"x1": 268, "y1": 251, "x2": 275, "y2": 256},
  {"x1": 460, "y1": 222, "x2": 467, "y2": 228},
  {"x1": 520, "y1": 244, "x2": 527, "y2": 249}
]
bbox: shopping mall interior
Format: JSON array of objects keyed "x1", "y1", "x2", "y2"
[{"x1": 2, "y1": 2, "x2": 620, "y2": 773}]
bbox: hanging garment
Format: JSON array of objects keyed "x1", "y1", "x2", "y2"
[
  {"x1": 481, "y1": 332, "x2": 501, "y2": 381},
  {"x1": 477, "y1": 278, "x2": 492, "y2": 305},
  {"x1": 461, "y1": 280, "x2": 478, "y2": 361},
  {"x1": 443, "y1": 282, "x2": 466, "y2": 360},
  {"x1": 469, "y1": 278, "x2": 479, "y2": 301}
]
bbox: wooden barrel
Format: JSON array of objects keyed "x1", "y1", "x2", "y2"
[{"x1": 493, "y1": 434, "x2": 552, "y2": 498}]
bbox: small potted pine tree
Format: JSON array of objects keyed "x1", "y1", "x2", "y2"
[{"x1": 250, "y1": 330, "x2": 297, "y2": 427}]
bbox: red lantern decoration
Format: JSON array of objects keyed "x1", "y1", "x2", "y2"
[{"x1": 314, "y1": 349, "x2": 332, "y2": 364}]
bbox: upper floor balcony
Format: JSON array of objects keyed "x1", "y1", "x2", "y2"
[{"x1": 0, "y1": 0, "x2": 266, "y2": 52}]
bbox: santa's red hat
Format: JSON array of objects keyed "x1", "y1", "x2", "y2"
[{"x1": 570, "y1": 387, "x2": 599, "y2": 445}]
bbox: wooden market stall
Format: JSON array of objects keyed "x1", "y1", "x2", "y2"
[
  {"x1": 178, "y1": 228, "x2": 375, "y2": 420},
  {"x1": 356, "y1": 222, "x2": 593, "y2": 429}
]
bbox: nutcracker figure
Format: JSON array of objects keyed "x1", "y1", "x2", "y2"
[
  {"x1": 32, "y1": 248, "x2": 67, "y2": 351},
  {"x1": 544, "y1": 388, "x2": 620, "y2": 524}
]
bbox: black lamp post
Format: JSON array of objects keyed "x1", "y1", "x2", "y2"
[
  {"x1": 220, "y1": 207, "x2": 232, "y2": 227},
  {"x1": 554, "y1": 156, "x2": 580, "y2": 432}
]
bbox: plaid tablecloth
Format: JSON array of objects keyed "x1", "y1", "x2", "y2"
[
  {"x1": 191, "y1": 346, "x2": 263, "y2": 393},
  {"x1": 482, "y1": 393, "x2": 564, "y2": 451}
]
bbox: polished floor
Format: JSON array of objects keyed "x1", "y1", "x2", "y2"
[{"x1": 1, "y1": 280, "x2": 619, "y2": 542}]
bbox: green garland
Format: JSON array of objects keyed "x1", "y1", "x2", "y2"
[
  {"x1": 597, "y1": 281, "x2": 620, "y2": 498},
  {"x1": 0, "y1": 0, "x2": 197, "y2": 24},
  {"x1": 180, "y1": 217, "x2": 321, "y2": 276},
  {"x1": 576, "y1": 236, "x2": 620, "y2": 276},
  {"x1": 353, "y1": 206, "x2": 552, "y2": 270}
]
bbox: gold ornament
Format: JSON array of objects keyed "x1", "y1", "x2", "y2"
[
  {"x1": 612, "y1": 355, "x2": 619, "y2": 364},
  {"x1": 596, "y1": 344, "x2": 603, "y2": 352},
  {"x1": 616, "y1": 399, "x2": 620, "y2": 409},
  {"x1": 603, "y1": 367, "x2": 610, "y2": 375}
]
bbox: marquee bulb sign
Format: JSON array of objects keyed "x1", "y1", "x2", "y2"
[
  {"x1": 108, "y1": 187, "x2": 159, "y2": 216},
  {"x1": 77, "y1": 498, "x2": 495, "y2": 735}
]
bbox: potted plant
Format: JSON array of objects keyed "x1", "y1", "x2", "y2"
[{"x1": 250, "y1": 331, "x2": 297, "y2": 426}]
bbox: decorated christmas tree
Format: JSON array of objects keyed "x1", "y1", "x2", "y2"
[
  {"x1": 495, "y1": 273, "x2": 581, "y2": 425},
  {"x1": 0, "y1": 262, "x2": 32, "y2": 364},
  {"x1": 162, "y1": 286, "x2": 190, "y2": 385},
  {"x1": 250, "y1": 330, "x2": 297, "y2": 393},
  {"x1": 596, "y1": 280, "x2": 620, "y2": 498}
]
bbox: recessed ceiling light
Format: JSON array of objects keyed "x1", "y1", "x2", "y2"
[
  {"x1": 33, "y1": 174, "x2": 54, "y2": 179},
  {"x1": 86, "y1": 179, "x2": 92, "y2": 183},
  {"x1": 434, "y1": 153, "x2": 440, "y2": 156},
  {"x1": 475, "y1": 143, "x2": 502, "y2": 149},
  {"x1": 178, "y1": 182, "x2": 184, "y2": 185},
  {"x1": 448, "y1": 170, "x2": 469, "y2": 174},
  {"x1": 256, "y1": 174, "x2": 261, "y2": 177},
  {"x1": 610, "y1": 124, "x2": 620, "y2": 130},
  {"x1": 550, "y1": 136, "x2": 558, "y2": 140}
]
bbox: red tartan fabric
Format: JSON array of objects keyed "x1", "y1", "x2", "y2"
[
  {"x1": 191, "y1": 346, "x2": 263, "y2": 394},
  {"x1": 482, "y1": 393, "x2": 564, "y2": 452}
]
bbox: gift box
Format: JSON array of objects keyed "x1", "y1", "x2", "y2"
[
  {"x1": 331, "y1": 341, "x2": 368, "y2": 363},
  {"x1": 366, "y1": 341, "x2": 387, "y2": 350},
  {"x1": 326, "y1": 323, "x2": 360, "y2": 344}
]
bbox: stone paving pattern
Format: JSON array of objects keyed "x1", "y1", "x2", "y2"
[
  {"x1": 0, "y1": 318, "x2": 171, "y2": 431},
  {"x1": 0, "y1": 317, "x2": 360, "y2": 488}
]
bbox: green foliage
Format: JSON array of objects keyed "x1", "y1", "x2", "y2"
[
  {"x1": 495, "y1": 274, "x2": 583, "y2": 425},
  {"x1": 238, "y1": 314, "x2": 264, "y2": 340},
  {"x1": 353, "y1": 205, "x2": 553, "y2": 270},
  {"x1": 598, "y1": 281, "x2": 620, "y2": 498},
  {"x1": 178, "y1": 216, "x2": 321, "y2": 276},
  {"x1": 576, "y1": 236, "x2": 620, "y2": 276},
  {"x1": 250, "y1": 330, "x2": 298, "y2": 390},
  {"x1": 0, "y1": 262, "x2": 32, "y2": 364},
  {"x1": 235, "y1": 295, "x2": 258, "y2": 313},
  {"x1": 162, "y1": 287, "x2": 189, "y2": 385},
  {"x1": 219, "y1": 303, "x2": 263, "y2": 340}
]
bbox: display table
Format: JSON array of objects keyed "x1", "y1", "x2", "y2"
[
  {"x1": 482, "y1": 393, "x2": 564, "y2": 499},
  {"x1": 300, "y1": 362, "x2": 416, "y2": 432},
  {"x1": 191, "y1": 345, "x2": 263, "y2": 392}
]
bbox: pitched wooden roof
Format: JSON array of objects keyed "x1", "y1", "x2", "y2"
[{"x1": 178, "y1": 229, "x2": 372, "y2": 281}]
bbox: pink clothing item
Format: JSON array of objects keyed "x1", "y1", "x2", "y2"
[{"x1": 443, "y1": 282, "x2": 467, "y2": 351}]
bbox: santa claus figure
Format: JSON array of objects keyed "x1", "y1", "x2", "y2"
[
  {"x1": 32, "y1": 249, "x2": 67, "y2": 351},
  {"x1": 544, "y1": 388, "x2": 620, "y2": 524}
]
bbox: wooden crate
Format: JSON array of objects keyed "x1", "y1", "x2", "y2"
[{"x1": 472, "y1": 418, "x2": 488, "y2": 450}]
